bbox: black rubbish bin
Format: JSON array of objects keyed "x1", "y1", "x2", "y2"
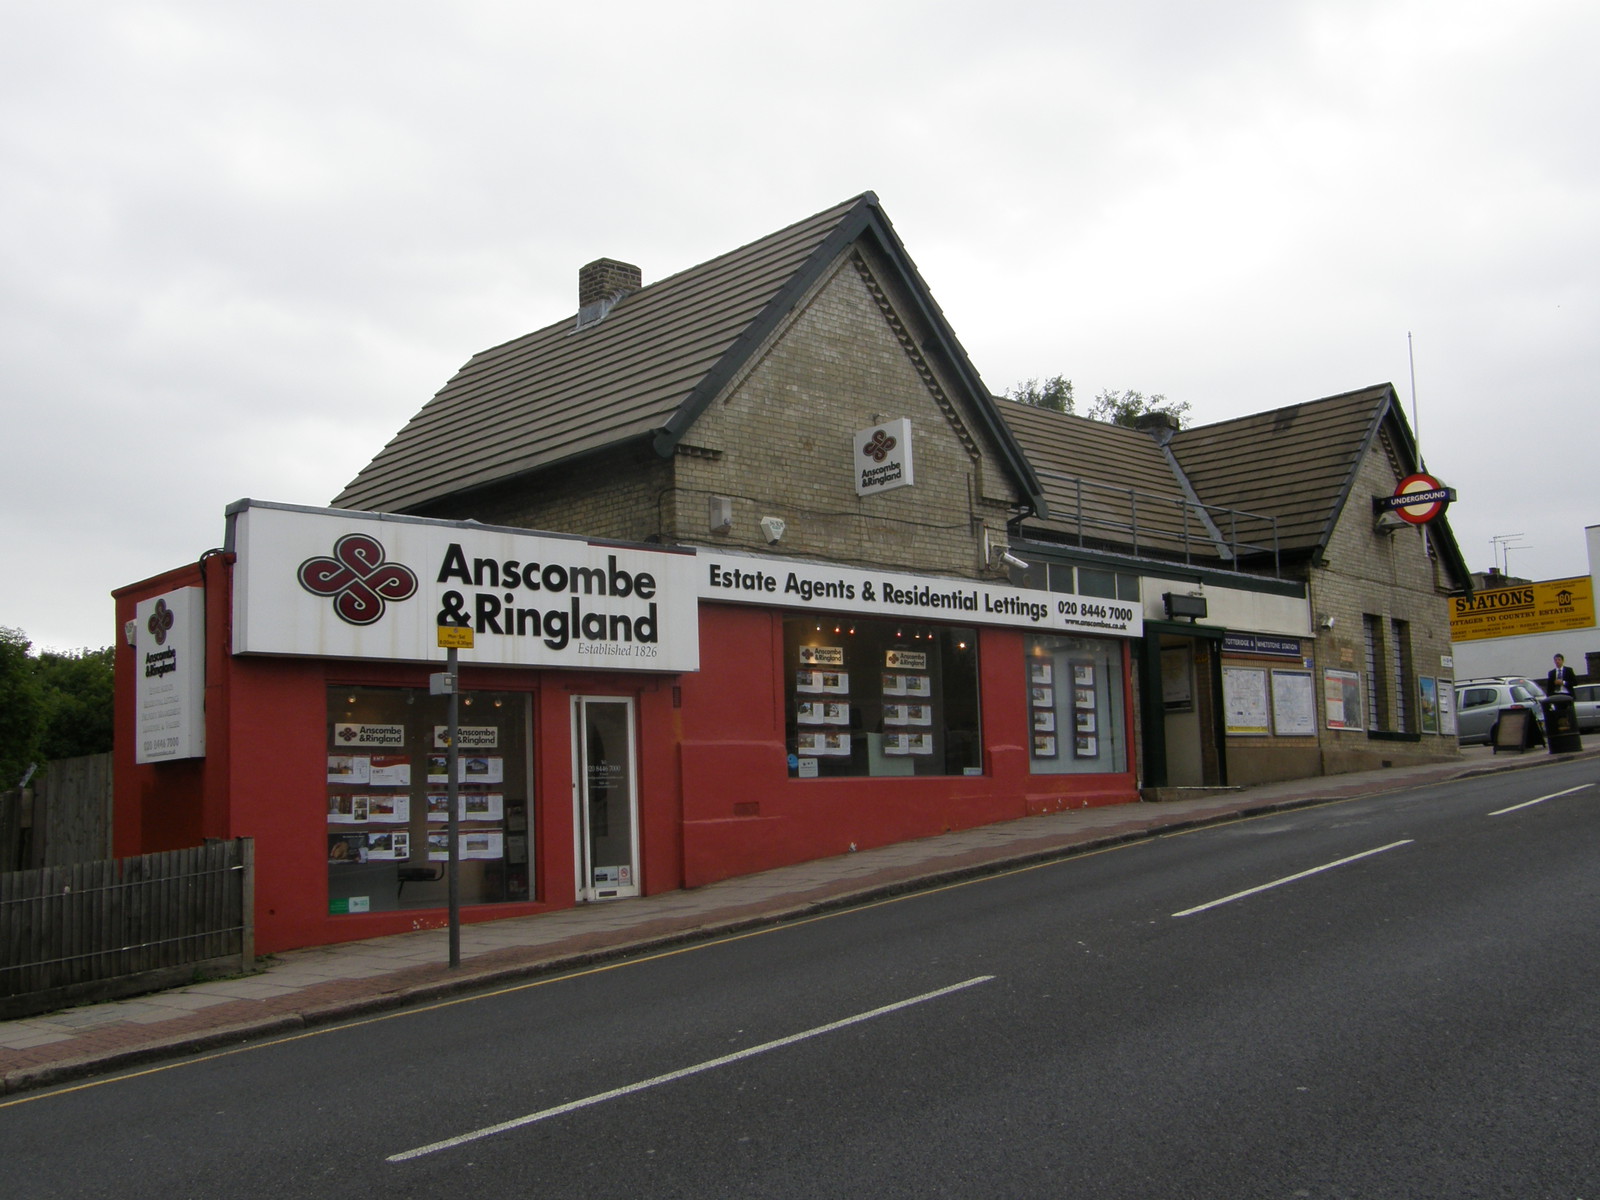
[{"x1": 1542, "y1": 694, "x2": 1583, "y2": 753}]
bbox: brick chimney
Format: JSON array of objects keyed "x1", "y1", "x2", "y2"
[
  {"x1": 1136, "y1": 410, "x2": 1179, "y2": 445},
  {"x1": 578, "y1": 257, "x2": 641, "y2": 315}
]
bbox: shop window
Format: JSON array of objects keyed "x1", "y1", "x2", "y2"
[
  {"x1": 1079, "y1": 568, "x2": 1117, "y2": 598},
  {"x1": 783, "y1": 617, "x2": 981, "y2": 777},
  {"x1": 1363, "y1": 614, "x2": 1390, "y2": 730},
  {"x1": 1025, "y1": 635, "x2": 1127, "y2": 775},
  {"x1": 1077, "y1": 569, "x2": 1140, "y2": 601},
  {"x1": 325, "y1": 686, "x2": 532, "y2": 915},
  {"x1": 1390, "y1": 619, "x2": 1412, "y2": 732}
]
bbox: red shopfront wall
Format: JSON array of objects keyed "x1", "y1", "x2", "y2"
[
  {"x1": 235, "y1": 659, "x2": 686, "y2": 954},
  {"x1": 675, "y1": 603, "x2": 1139, "y2": 889},
  {"x1": 115, "y1": 557, "x2": 689, "y2": 955},
  {"x1": 115, "y1": 564, "x2": 1136, "y2": 953}
]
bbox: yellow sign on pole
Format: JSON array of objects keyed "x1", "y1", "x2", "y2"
[
  {"x1": 1449, "y1": 576, "x2": 1595, "y2": 642},
  {"x1": 437, "y1": 624, "x2": 475, "y2": 649}
]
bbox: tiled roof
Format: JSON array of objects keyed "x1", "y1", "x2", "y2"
[
  {"x1": 335, "y1": 196, "x2": 874, "y2": 513},
  {"x1": 334, "y1": 194, "x2": 1043, "y2": 517},
  {"x1": 1002, "y1": 383, "x2": 1468, "y2": 584},
  {"x1": 1167, "y1": 384, "x2": 1393, "y2": 558},
  {"x1": 999, "y1": 402, "x2": 1223, "y2": 562}
]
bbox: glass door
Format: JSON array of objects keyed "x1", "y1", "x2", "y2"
[{"x1": 571, "y1": 696, "x2": 639, "y2": 901}]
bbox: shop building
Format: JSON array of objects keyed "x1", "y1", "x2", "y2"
[
  {"x1": 115, "y1": 194, "x2": 1149, "y2": 953},
  {"x1": 1000, "y1": 384, "x2": 1472, "y2": 789}
]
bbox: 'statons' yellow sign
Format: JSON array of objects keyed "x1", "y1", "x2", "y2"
[{"x1": 1449, "y1": 576, "x2": 1595, "y2": 642}]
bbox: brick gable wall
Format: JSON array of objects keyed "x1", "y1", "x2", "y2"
[{"x1": 666, "y1": 251, "x2": 1019, "y2": 576}]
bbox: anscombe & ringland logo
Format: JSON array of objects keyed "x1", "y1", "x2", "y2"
[
  {"x1": 298, "y1": 533, "x2": 419, "y2": 626},
  {"x1": 863, "y1": 428, "x2": 897, "y2": 462},
  {"x1": 146, "y1": 598, "x2": 175, "y2": 644}
]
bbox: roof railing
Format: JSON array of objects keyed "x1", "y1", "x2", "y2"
[{"x1": 1032, "y1": 468, "x2": 1282, "y2": 578}]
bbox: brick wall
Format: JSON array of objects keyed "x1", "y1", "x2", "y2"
[
  {"x1": 664, "y1": 252, "x2": 1019, "y2": 576},
  {"x1": 1304, "y1": 431, "x2": 1458, "y2": 771},
  {"x1": 421, "y1": 443, "x2": 673, "y2": 544}
]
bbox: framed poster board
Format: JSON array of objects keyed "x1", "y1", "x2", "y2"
[
  {"x1": 1418, "y1": 676, "x2": 1440, "y2": 734},
  {"x1": 1323, "y1": 668, "x2": 1363, "y2": 730},
  {"x1": 1161, "y1": 645, "x2": 1193, "y2": 712},
  {"x1": 1437, "y1": 682, "x2": 1456, "y2": 735},
  {"x1": 1222, "y1": 666, "x2": 1270, "y2": 735},
  {"x1": 1493, "y1": 706, "x2": 1534, "y2": 752},
  {"x1": 1269, "y1": 669, "x2": 1316, "y2": 737}
]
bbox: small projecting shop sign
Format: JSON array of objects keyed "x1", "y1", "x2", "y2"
[{"x1": 854, "y1": 419, "x2": 914, "y2": 496}]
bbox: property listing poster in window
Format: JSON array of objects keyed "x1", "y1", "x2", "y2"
[
  {"x1": 1026, "y1": 637, "x2": 1126, "y2": 775},
  {"x1": 784, "y1": 617, "x2": 980, "y2": 778},
  {"x1": 325, "y1": 686, "x2": 533, "y2": 915}
]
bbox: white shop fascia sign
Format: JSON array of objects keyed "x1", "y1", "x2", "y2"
[
  {"x1": 699, "y1": 552, "x2": 1143, "y2": 638},
  {"x1": 853, "y1": 418, "x2": 914, "y2": 496},
  {"x1": 134, "y1": 586, "x2": 206, "y2": 763},
  {"x1": 228, "y1": 501, "x2": 700, "y2": 672}
]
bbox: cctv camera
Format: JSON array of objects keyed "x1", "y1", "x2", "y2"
[
  {"x1": 1001, "y1": 551, "x2": 1027, "y2": 570},
  {"x1": 759, "y1": 516, "x2": 786, "y2": 545}
]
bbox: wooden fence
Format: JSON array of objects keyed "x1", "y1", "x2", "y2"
[
  {"x1": 1, "y1": 753, "x2": 113, "y2": 873},
  {"x1": 0, "y1": 839, "x2": 254, "y2": 1021}
]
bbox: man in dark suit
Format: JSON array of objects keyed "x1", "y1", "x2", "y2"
[{"x1": 1547, "y1": 653, "x2": 1577, "y2": 694}]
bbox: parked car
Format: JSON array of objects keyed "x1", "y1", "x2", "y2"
[
  {"x1": 1569, "y1": 683, "x2": 1600, "y2": 732},
  {"x1": 1454, "y1": 677, "x2": 1547, "y2": 746}
]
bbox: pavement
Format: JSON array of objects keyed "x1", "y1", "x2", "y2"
[{"x1": 4, "y1": 742, "x2": 1596, "y2": 1097}]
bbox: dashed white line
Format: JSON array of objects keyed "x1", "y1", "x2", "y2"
[
  {"x1": 387, "y1": 974, "x2": 995, "y2": 1163},
  {"x1": 1172, "y1": 841, "x2": 1414, "y2": 918},
  {"x1": 1489, "y1": 783, "x2": 1594, "y2": 816}
]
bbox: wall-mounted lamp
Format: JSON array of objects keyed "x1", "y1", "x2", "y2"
[
  {"x1": 123, "y1": 620, "x2": 138, "y2": 647},
  {"x1": 1318, "y1": 614, "x2": 1337, "y2": 630},
  {"x1": 1163, "y1": 592, "x2": 1208, "y2": 621},
  {"x1": 708, "y1": 496, "x2": 733, "y2": 534}
]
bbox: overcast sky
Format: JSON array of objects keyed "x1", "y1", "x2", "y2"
[{"x1": 4, "y1": 0, "x2": 1596, "y2": 652}]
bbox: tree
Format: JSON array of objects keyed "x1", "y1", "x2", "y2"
[
  {"x1": 0, "y1": 630, "x2": 115, "y2": 786},
  {"x1": 1086, "y1": 389, "x2": 1191, "y2": 429},
  {"x1": 1005, "y1": 375, "x2": 1075, "y2": 414},
  {"x1": 34, "y1": 646, "x2": 115, "y2": 761},
  {"x1": 0, "y1": 626, "x2": 44, "y2": 787}
]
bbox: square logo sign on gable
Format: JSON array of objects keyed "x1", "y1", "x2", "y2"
[{"x1": 854, "y1": 419, "x2": 914, "y2": 496}]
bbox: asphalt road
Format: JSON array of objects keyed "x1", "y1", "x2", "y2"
[{"x1": 5, "y1": 757, "x2": 1597, "y2": 1199}]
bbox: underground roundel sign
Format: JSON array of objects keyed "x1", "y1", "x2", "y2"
[{"x1": 1384, "y1": 472, "x2": 1452, "y2": 525}]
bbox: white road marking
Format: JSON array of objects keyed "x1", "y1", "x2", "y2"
[
  {"x1": 387, "y1": 974, "x2": 996, "y2": 1163},
  {"x1": 1489, "y1": 784, "x2": 1593, "y2": 816},
  {"x1": 1171, "y1": 841, "x2": 1414, "y2": 918}
]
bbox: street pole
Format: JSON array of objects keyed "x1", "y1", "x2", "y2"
[
  {"x1": 433, "y1": 623, "x2": 473, "y2": 969},
  {"x1": 446, "y1": 642, "x2": 461, "y2": 969}
]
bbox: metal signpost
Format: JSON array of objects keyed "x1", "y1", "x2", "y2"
[{"x1": 432, "y1": 623, "x2": 474, "y2": 968}]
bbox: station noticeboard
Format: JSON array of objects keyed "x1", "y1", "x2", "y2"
[{"x1": 1448, "y1": 575, "x2": 1595, "y2": 642}]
